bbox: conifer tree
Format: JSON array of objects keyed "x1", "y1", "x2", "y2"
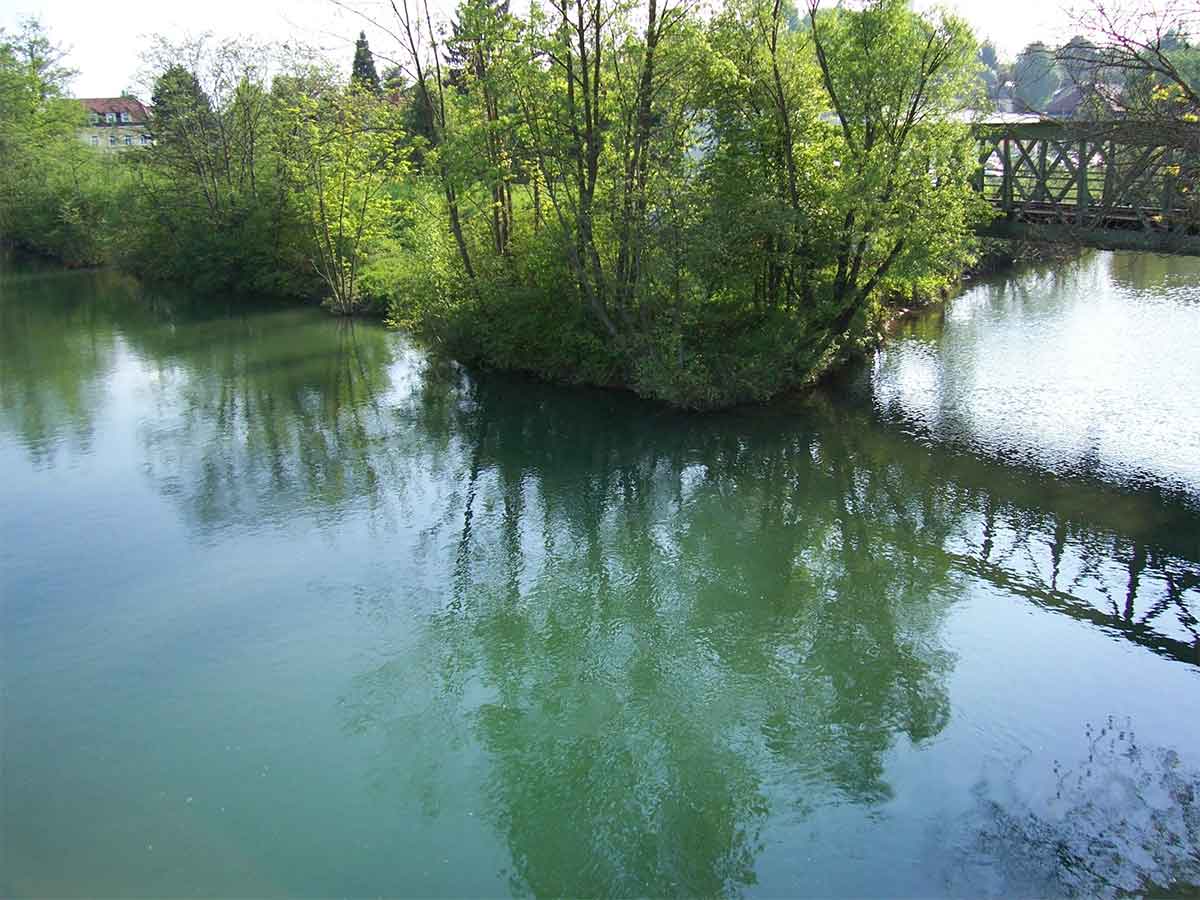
[{"x1": 351, "y1": 31, "x2": 381, "y2": 95}]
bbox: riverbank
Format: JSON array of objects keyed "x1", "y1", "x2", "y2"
[
  {"x1": 4, "y1": 232, "x2": 1037, "y2": 413},
  {"x1": 874, "y1": 239, "x2": 1087, "y2": 333}
]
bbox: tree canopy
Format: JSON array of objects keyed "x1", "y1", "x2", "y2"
[{"x1": 3, "y1": 5, "x2": 993, "y2": 408}]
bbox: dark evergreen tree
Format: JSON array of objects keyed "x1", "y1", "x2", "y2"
[
  {"x1": 351, "y1": 31, "x2": 381, "y2": 94},
  {"x1": 979, "y1": 40, "x2": 999, "y2": 71},
  {"x1": 149, "y1": 65, "x2": 213, "y2": 140},
  {"x1": 444, "y1": 0, "x2": 508, "y2": 93}
]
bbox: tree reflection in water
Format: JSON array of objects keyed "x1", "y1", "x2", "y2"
[
  {"x1": 336, "y1": 376, "x2": 1195, "y2": 896},
  {"x1": 3, "y1": 259, "x2": 1198, "y2": 895},
  {"x1": 0, "y1": 265, "x2": 128, "y2": 464},
  {"x1": 952, "y1": 717, "x2": 1200, "y2": 897}
]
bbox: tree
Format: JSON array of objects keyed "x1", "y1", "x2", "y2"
[
  {"x1": 978, "y1": 40, "x2": 1002, "y2": 96},
  {"x1": 146, "y1": 64, "x2": 222, "y2": 213},
  {"x1": 445, "y1": 0, "x2": 518, "y2": 255},
  {"x1": 980, "y1": 40, "x2": 999, "y2": 71},
  {"x1": 0, "y1": 19, "x2": 75, "y2": 175},
  {"x1": 387, "y1": 0, "x2": 476, "y2": 278},
  {"x1": 1059, "y1": 34, "x2": 1102, "y2": 86},
  {"x1": 0, "y1": 17, "x2": 73, "y2": 107},
  {"x1": 351, "y1": 31, "x2": 381, "y2": 94},
  {"x1": 1012, "y1": 41, "x2": 1062, "y2": 110},
  {"x1": 1064, "y1": 0, "x2": 1200, "y2": 113},
  {"x1": 0, "y1": 19, "x2": 114, "y2": 264},
  {"x1": 282, "y1": 85, "x2": 408, "y2": 313},
  {"x1": 806, "y1": 0, "x2": 988, "y2": 345}
]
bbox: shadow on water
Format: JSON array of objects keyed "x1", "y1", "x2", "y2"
[{"x1": 2, "y1": 258, "x2": 1199, "y2": 896}]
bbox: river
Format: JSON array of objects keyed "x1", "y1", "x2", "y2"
[{"x1": 1, "y1": 250, "x2": 1198, "y2": 897}]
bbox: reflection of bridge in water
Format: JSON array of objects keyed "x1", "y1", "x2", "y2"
[
  {"x1": 943, "y1": 521, "x2": 1199, "y2": 667},
  {"x1": 973, "y1": 120, "x2": 1200, "y2": 255},
  {"x1": 880, "y1": 445, "x2": 1200, "y2": 666}
]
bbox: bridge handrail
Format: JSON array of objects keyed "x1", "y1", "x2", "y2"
[{"x1": 972, "y1": 119, "x2": 1200, "y2": 148}]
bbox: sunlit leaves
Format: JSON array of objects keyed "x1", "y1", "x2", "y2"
[{"x1": 281, "y1": 86, "x2": 410, "y2": 313}]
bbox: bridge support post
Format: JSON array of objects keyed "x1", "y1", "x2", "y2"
[
  {"x1": 1163, "y1": 147, "x2": 1177, "y2": 228},
  {"x1": 973, "y1": 137, "x2": 986, "y2": 194},
  {"x1": 1103, "y1": 140, "x2": 1116, "y2": 220},
  {"x1": 1036, "y1": 140, "x2": 1048, "y2": 202},
  {"x1": 1002, "y1": 135, "x2": 1013, "y2": 214},
  {"x1": 1077, "y1": 139, "x2": 1090, "y2": 226}
]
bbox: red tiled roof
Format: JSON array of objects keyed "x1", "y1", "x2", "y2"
[{"x1": 77, "y1": 97, "x2": 150, "y2": 124}]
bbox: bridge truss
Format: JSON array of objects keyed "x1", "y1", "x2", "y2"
[{"x1": 975, "y1": 121, "x2": 1200, "y2": 254}]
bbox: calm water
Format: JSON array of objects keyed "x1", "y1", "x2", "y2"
[{"x1": 1, "y1": 251, "x2": 1198, "y2": 897}]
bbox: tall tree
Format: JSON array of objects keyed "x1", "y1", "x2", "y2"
[
  {"x1": 978, "y1": 40, "x2": 1002, "y2": 96},
  {"x1": 388, "y1": 0, "x2": 476, "y2": 278},
  {"x1": 446, "y1": 0, "x2": 517, "y2": 255},
  {"x1": 1059, "y1": 34, "x2": 1102, "y2": 86},
  {"x1": 351, "y1": 31, "x2": 382, "y2": 94},
  {"x1": 807, "y1": 0, "x2": 987, "y2": 345}
]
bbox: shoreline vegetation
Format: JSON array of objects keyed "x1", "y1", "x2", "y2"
[{"x1": 3, "y1": 1, "x2": 997, "y2": 410}]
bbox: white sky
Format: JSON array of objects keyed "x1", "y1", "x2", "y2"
[{"x1": 1, "y1": 0, "x2": 1079, "y2": 98}]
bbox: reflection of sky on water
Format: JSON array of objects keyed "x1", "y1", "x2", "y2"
[{"x1": 871, "y1": 251, "x2": 1200, "y2": 500}]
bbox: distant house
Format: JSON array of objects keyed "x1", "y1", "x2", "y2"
[
  {"x1": 1045, "y1": 84, "x2": 1085, "y2": 118},
  {"x1": 76, "y1": 97, "x2": 153, "y2": 151}
]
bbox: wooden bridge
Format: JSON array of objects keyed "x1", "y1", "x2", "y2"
[{"x1": 973, "y1": 120, "x2": 1200, "y2": 254}]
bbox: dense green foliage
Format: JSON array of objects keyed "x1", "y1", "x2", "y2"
[
  {"x1": 0, "y1": 21, "x2": 123, "y2": 265},
  {"x1": 118, "y1": 45, "x2": 314, "y2": 297},
  {"x1": 282, "y1": 85, "x2": 408, "y2": 312},
  {"x1": 0, "y1": 28, "x2": 399, "y2": 304},
  {"x1": 376, "y1": 0, "x2": 989, "y2": 407},
  {"x1": 2, "y1": 3, "x2": 991, "y2": 408}
]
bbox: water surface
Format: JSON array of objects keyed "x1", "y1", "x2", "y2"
[
  {"x1": 2, "y1": 251, "x2": 1198, "y2": 897},
  {"x1": 865, "y1": 251, "x2": 1200, "y2": 499}
]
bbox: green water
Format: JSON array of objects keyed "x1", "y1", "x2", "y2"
[{"x1": 1, "y1": 251, "x2": 1198, "y2": 897}]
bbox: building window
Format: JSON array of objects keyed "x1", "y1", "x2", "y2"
[
  {"x1": 140, "y1": 134, "x2": 152, "y2": 145},
  {"x1": 123, "y1": 135, "x2": 132, "y2": 145},
  {"x1": 109, "y1": 135, "x2": 117, "y2": 145},
  {"x1": 105, "y1": 112, "x2": 116, "y2": 123},
  {"x1": 120, "y1": 111, "x2": 131, "y2": 123},
  {"x1": 89, "y1": 113, "x2": 100, "y2": 124},
  {"x1": 90, "y1": 135, "x2": 99, "y2": 146}
]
